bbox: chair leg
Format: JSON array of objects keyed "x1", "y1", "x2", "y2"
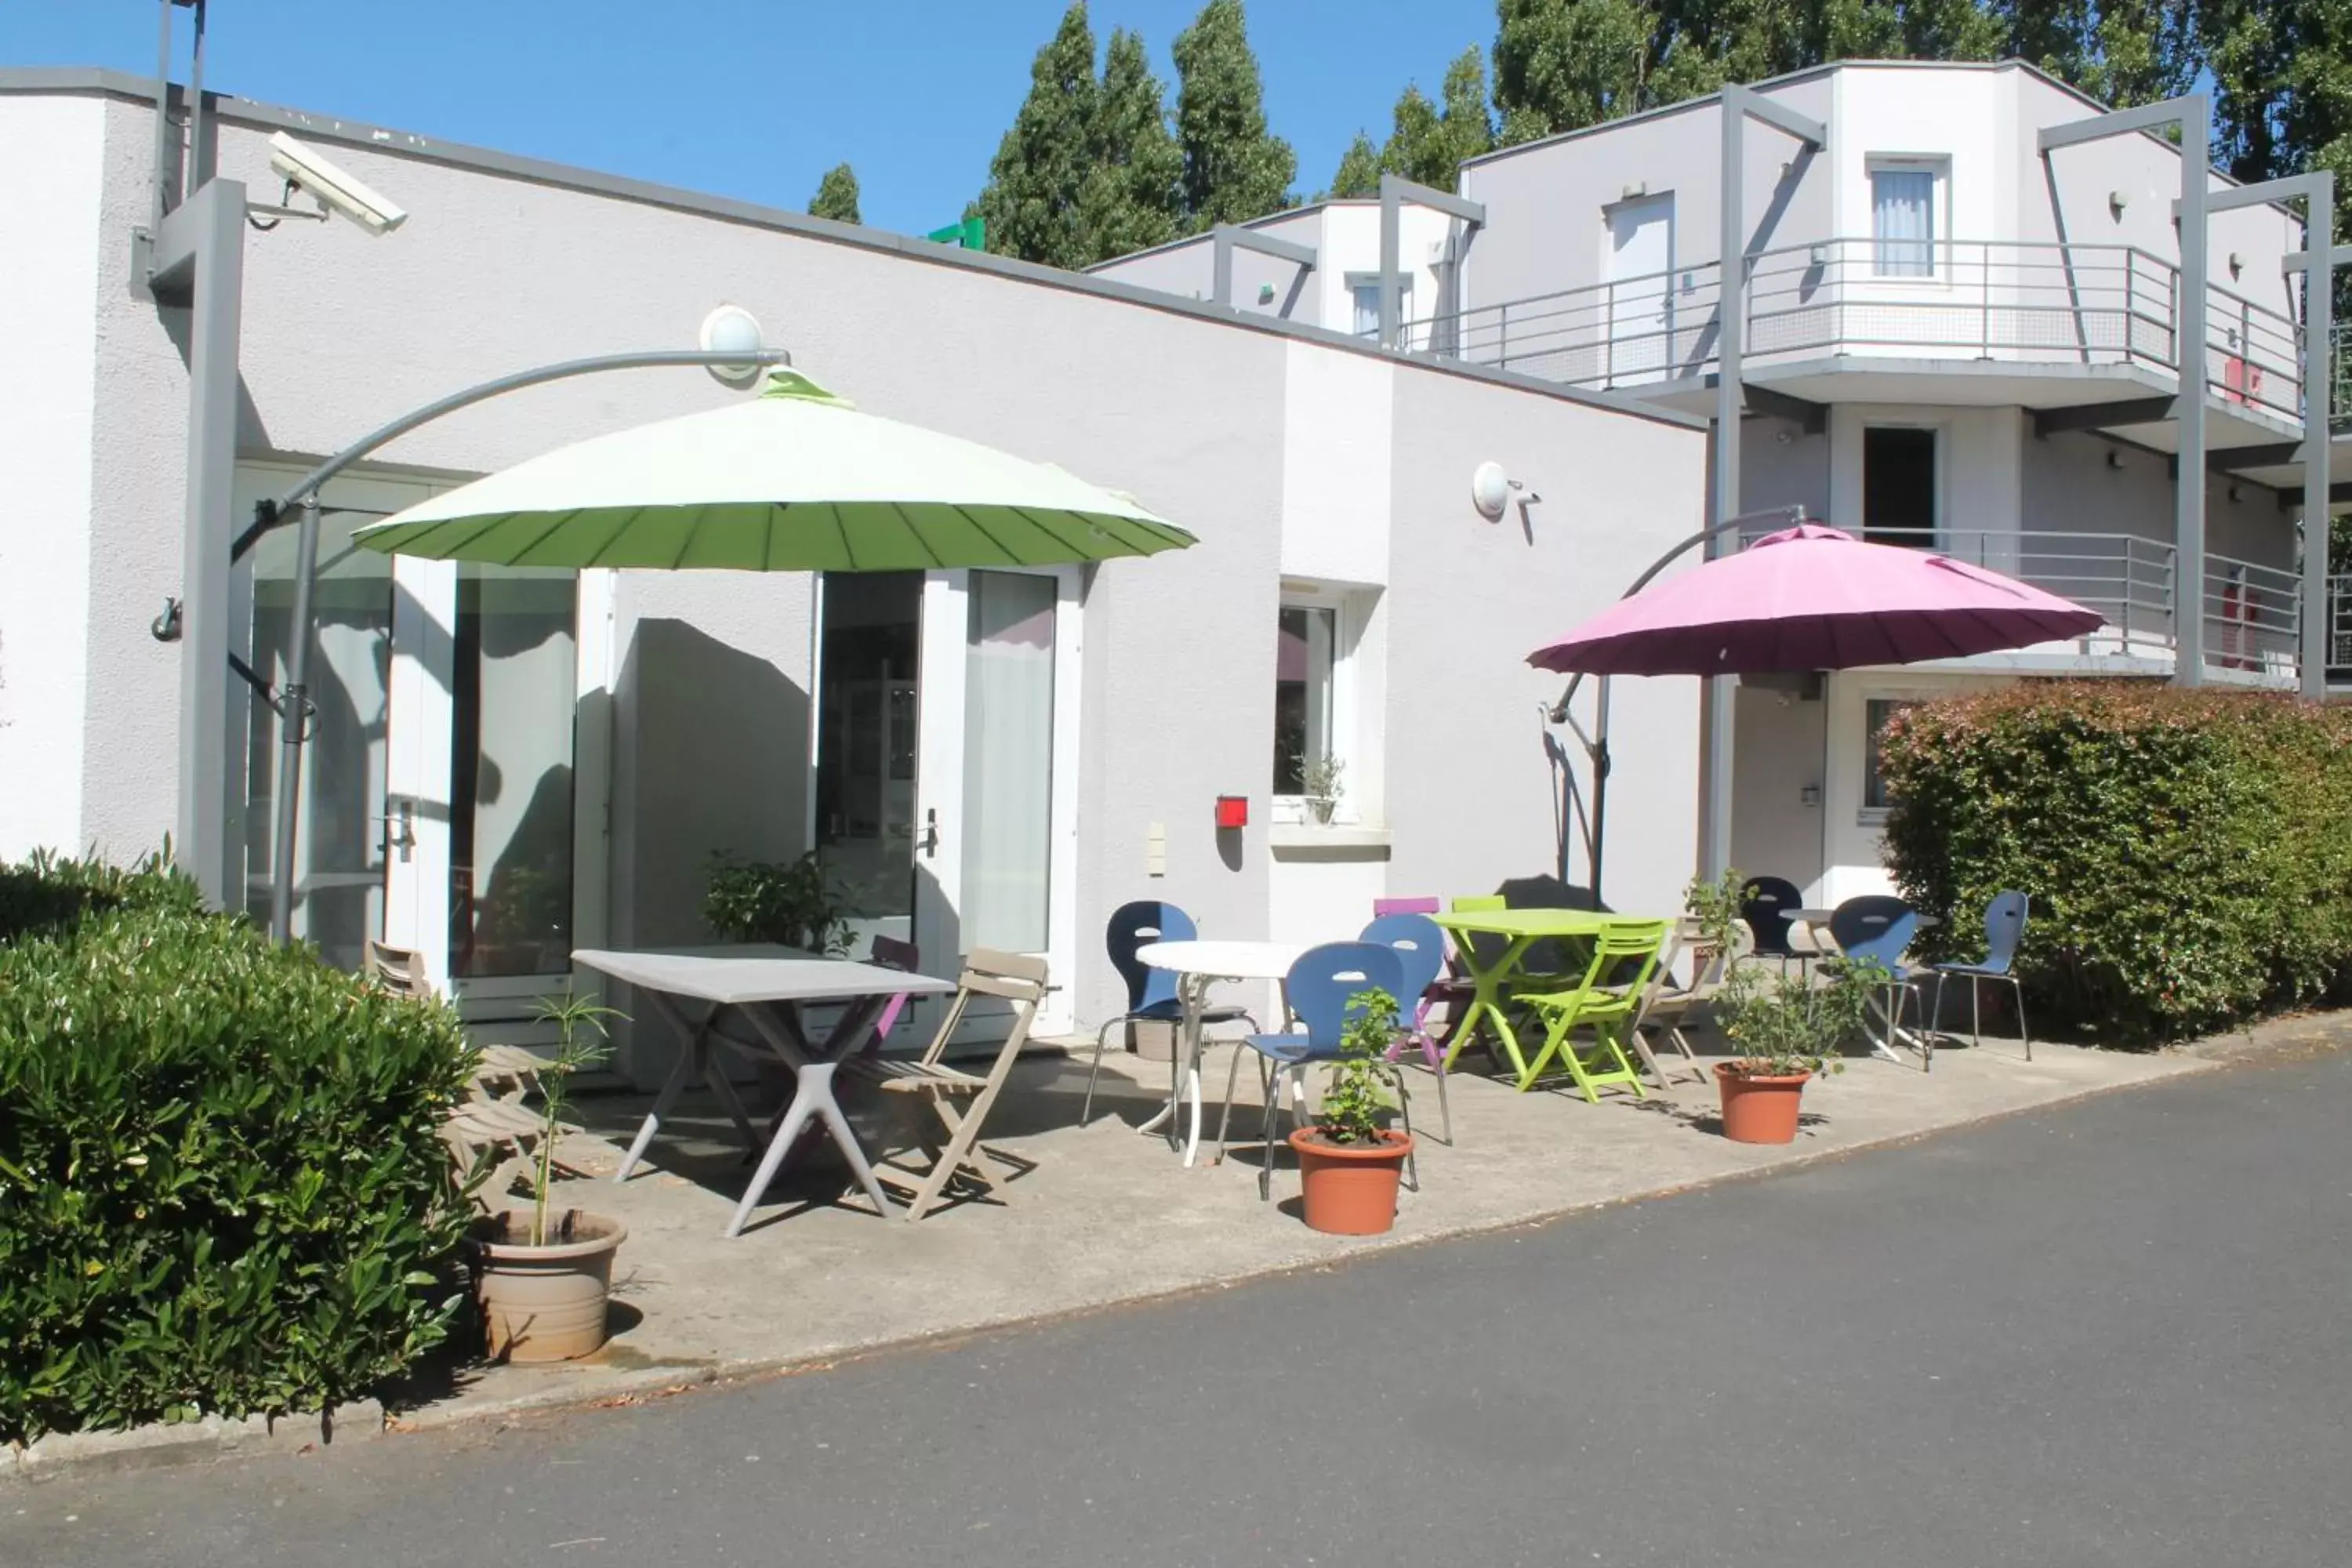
[
  {"x1": 1258, "y1": 1065, "x2": 1284, "y2": 1202},
  {"x1": 1429, "y1": 1047, "x2": 1453, "y2": 1145},
  {"x1": 1392, "y1": 1067, "x2": 1418, "y2": 1193},
  {"x1": 1217, "y1": 1044, "x2": 1250, "y2": 1164},
  {"x1": 1971, "y1": 975, "x2": 1983, "y2": 1050},
  {"x1": 1080, "y1": 1018, "x2": 1120, "y2": 1124},
  {"x1": 2009, "y1": 976, "x2": 2031, "y2": 1061},
  {"x1": 1929, "y1": 972, "x2": 1945, "y2": 1042}
]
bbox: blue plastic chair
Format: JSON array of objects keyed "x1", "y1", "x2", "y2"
[
  {"x1": 1740, "y1": 876, "x2": 1806, "y2": 964},
  {"x1": 1082, "y1": 902, "x2": 1256, "y2": 1123},
  {"x1": 1359, "y1": 913, "x2": 1452, "y2": 1144},
  {"x1": 1827, "y1": 895, "x2": 1924, "y2": 1067},
  {"x1": 1929, "y1": 891, "x2": 2031, "y2": 1065},
  {"x1": 1215, "y1": 942, "x2": 1411, "y2": 1200}
]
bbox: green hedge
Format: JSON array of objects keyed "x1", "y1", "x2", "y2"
[
  {"x1": 1878, "y1": 684, "x2": 2352, "y2": 1044},
  {"x1": 0, "y1": 853, "x2": 472, "y2": 1442}
]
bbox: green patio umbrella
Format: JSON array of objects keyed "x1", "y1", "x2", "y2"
[{"x1": 351, "y1": 366, "x2": 1196, "y2": 568}]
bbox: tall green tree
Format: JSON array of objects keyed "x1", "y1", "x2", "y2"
[
  {"x1": 972, "y1": 3, "x2": 1102, "y2": 269},
  {"x1": 1493, "y1": 0, "x2": 1661, "y2": 144},
  {"x1": 1172, "y1": 0, "x2": 1298, "y2": 227},
  {"x1": 808, "y1": 163, "x2": 862, "y2": 224},
  {"x1": 1380, "y1": 45, "x2": 1497, "y2": 187},
  {"x1": 2001, "y1": 0, "x2": 2197, "y2": 109},
  {"x1": 1080, "y1": 27, "x2": 1186, "y2": 256},
  {"x1": 1327, "y1": 131, "x2": 1384, "y2": 198}
]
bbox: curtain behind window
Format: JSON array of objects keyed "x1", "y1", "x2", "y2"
[{"x1": 1872, "y1": 170, "x2": 1935, "y2": 278}]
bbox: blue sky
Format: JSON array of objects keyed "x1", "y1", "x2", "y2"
[{"x1": 2, "y1": 2, "x2": 1496, "y2": 234}]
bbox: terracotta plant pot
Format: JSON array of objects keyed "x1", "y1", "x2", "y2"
[
  {"x1": 467, "y1": 1209, "x2": 627, "y2": 1363},
  {"x1": 1714, "y1": 1064, "x2": 1813, "y2": 1145},
  {"x1": 1288, "y1": 1127, "x2": 1414, "y2": 1236}
]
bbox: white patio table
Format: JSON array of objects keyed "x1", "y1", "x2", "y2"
[
  {"x1": 575, "y1": 945, "x2": 954, "y2": 1238},
  {"x1": 1132, "y1": 938, "x2": 1304, "y2": 1169}
]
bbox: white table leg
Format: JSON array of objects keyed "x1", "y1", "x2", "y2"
[
  {"x1": 1178, "y1": 978, "x2": 1210, "y2": 1166},
  {"x1": 615, "y1": 990, "x2": 724, "y2": 1181}
]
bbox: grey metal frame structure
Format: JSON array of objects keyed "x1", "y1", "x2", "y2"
[
  {"x1": 2038, "y1": 96, "x2": 2214, "y2": 684},
  {"x1": 1706, "y1": 86, "x2": 1829, "y2": 880},
  {"x1": 1209, "y1": 223, "x2": 1316, "y2": 314},
  {"x1": 238, "y1": 347, "x2": 788, "y2": 946},
  {"x1": 1377, "y1": 174, "x2": 1486, "y2": 350}
]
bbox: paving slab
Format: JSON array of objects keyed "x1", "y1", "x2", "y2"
[{"x1": 396, "y1": 1033, "x2": 2202, "y2": 1429}]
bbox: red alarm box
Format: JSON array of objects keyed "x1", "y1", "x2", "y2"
[{"x1": 1214, "y1": 795, "x2": 1249, "y2": 829}]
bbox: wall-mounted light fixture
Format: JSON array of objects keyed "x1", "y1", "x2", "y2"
[
  {"x1": 1621, "y1": 181, "x2": 1647, "y2": 201},
  {"x1": 2105, "y1": 448, "x2": 2126, "y2": 470},
  {"x1": 2228, "y1": 483, "x2": 2245, "y2": 503},
  {"x1": 1471, "y1": 461, "x2": 1539, "y2": 520},
  {"x1": 2227, "y1": 251, "x2": 2245, "y2": 280},
  {"x1": 2108, "y1": 188, "x2": 2129, "y2": 220},
  {"x1": 1799, "y1": 783, "x2": 1822, "y2": 808},
  {"x1": 699, "y1": 304, "x2": 767, "y2": 387},
  {"x1": 1258, "y1": 283, "x2": 1276, "y2": 304}
]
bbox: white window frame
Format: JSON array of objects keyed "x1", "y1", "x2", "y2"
[
  {"x1": 1860, "y1": 420, "x2": 1945, "y2": 551},
  {"x1": 1867, "y1": 155, "x2": 1951, "y2": 284},
  {"x1": 1272, "y1": 583, "x2": 1372, "y2": 826}
]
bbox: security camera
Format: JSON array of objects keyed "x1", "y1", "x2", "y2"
[{"x1": 267, "y1": 132, "x2": 407, "y2": 236}]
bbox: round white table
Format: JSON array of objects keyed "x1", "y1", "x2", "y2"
[{"x1": 1132, "y1": 938, "x2": 1304, "y2": 1168}]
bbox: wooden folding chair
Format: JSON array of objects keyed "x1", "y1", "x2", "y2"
[
  {"x1": 368, "y1": 938, "x2": 560, "y2": 1206},
  {"x1": 862, "y1": 949, "x2": 1049, "y2": 1221},
  {"x1": 1626, "y1": 917, "x2": 1749, "y2": 1088}
]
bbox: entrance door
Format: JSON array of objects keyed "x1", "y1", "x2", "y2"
[
  {"x1": 1603, "y1": 194, "x2": 1675, "y2": 384},
  {"x1": 812, "y1": 567, "x2": 1079, "y2": 1040},
  {"x1": 230, "y1": 463, "x2": 600, "y2": 1035}
]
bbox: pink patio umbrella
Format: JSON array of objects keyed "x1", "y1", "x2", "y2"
[{"x1": 1529, "y1": 522, "x2": 2103, "y2": 675}]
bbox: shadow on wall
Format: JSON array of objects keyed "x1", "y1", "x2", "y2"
[{"x1": 612, "y1": 619, "x2": 811, "y2": 949}]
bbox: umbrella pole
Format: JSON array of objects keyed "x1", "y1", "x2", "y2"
[{"x1": 267, "y1": 495, "x2": 321, "y2": 947}]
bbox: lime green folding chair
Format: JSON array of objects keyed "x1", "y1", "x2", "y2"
[{"x1": 1514, "y1": 919, "x2": 1671, "y2": 1101}]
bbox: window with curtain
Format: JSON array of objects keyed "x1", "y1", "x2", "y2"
[
  {"x1": 1871, "y1": 165, "x2": 1939, "y2": 278},
  {"x1": 1348, "y1": 278, "x2": 1410, "y2": 339}
]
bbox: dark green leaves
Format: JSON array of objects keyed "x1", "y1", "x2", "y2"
[
  {"x1": 808, "y1": 163, "x2": 862, "y2": 225},
  {"x1": 0, "y1": 853, "x2": 471, "y2": 1442},
  {"x1": 1878, "y1": 684, "x2": 2352, "y2": 1044}
]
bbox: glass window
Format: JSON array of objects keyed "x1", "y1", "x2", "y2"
[
  {"x1": 1348, "y1": 278, "x2": 1411, "y2": 339},
  {"x1": 1863, "y1": 698, "x2": 1918, "y2": 813},
  {"x1": 448, "y1": 568, "x2": 579, "y2": 978},
  {"x1": 959, "y1": 570, "x2": 1057, "y2": 953},
  {"x1": 815, "y1": 572, "x2": 923, "y2": 930},
  {"x1": 1871, "y1": 165, "x2": 1938, "y2": 278},
  {"x1": 1274, "y1": 604, "x2": 1337, "y2": 796}
]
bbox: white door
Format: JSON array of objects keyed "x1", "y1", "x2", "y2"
[
  {"x1": 231, "y1": 463, "x2": 603, "y2": 1038},
  {"x1": 811, "y1": 566, "x2": 1080, "y2": 1041},
  {"x1": 1604, "y1": 194, "x2": 1675, "y2": 384}
]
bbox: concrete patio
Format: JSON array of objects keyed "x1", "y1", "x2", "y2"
[{"x1": 394, "y1": 1032, "x2": 2205, "y2": 1430}]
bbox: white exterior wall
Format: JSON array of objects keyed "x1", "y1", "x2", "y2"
[
  {"x1": 0, "y1": 96, "x2": 106, "y2": 860},
  {"x1": 16, "y1": 78, "x2": 1707, "y2": 1061}
]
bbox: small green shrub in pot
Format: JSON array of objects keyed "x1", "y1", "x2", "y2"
[
  {"x1": 703, "y1": 851, "x2": 853, "y2": 956},
  {"x1": 1312, "y1": 986, "x2": 1403, "y2": 1145},
  {"x1": 1289, "y1": 986, "x2": 1416, "y2": 1235},
  {"x1": 0, "y1": 852, "x2": 471, "y2": 1442},
  {"x1": 1683, "y1": 866, "x2": 1747, "y2": 965},
  {"x1": 1711, "y1": 959, "x2": 1878, "y2": 1080}
]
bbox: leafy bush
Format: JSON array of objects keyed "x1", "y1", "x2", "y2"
[
  {"x1": 1878, "y1": 684, "x2": 2352, "y2": 1044},
  {"x1": 703, "y1": 851, "x2": 853, "y2": 955},
  {"x1": 0, "y1": 852, "x2": 472, "y2": 1441}
]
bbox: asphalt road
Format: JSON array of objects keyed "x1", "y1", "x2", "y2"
[{"x1": 10, "y1": 1047, "x2": 2350, "y2": 1568}]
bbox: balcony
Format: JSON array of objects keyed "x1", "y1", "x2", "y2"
[
  {"x1": 1414, "y1": 238, "x2": 2307, "y2": 428},
  {"x1": 1753, "y1": 524, "x2": 2302, "y2": 684}
]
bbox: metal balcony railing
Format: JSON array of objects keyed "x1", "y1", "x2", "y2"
[
  {"x1": 2329, "y1": 573, "x2": 2352, "y2": 678},
  {"x1": 1410, "y1": 238, "x2": 2307, "y2": 423},
  {"x1": 1722, "y1": 524, "x2": 2301, "y2": 681}
]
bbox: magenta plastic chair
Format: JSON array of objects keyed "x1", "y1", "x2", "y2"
[
  {"x1": 867, "y1": 933, "x2": 920, "y2": 1046},
  {"x1": 1373, "y1": 895, "x2": 1442, "y2": 917}
]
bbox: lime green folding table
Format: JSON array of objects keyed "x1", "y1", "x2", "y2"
[{"x1": 1429, "y1": 909, "x2": 1616, "y2": 1083}]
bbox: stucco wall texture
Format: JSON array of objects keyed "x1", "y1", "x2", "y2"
[{"x1": 10, "y1": 81, "x2": 1708, "y2": 1045}]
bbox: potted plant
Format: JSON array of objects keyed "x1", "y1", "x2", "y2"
[
  {"x1": 1707, "y1": 957, "x2": 1880, "y2": 1144},
  {"x1": 1287, "y1": 987, "x2": 1415, "y2": 1235},
  {"x1": 1301, "y1": 753, "x2": 1346, "y2": 825},
  {"x1": 1684, "y1": 866, "x2": 1746, "y2": 971},
  {"x1": 703, "y1": 850, "x2": 853, "y2": 955},
  {"x1": 466, "y1": 991, "x2": 630, "y2": 1363}
]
